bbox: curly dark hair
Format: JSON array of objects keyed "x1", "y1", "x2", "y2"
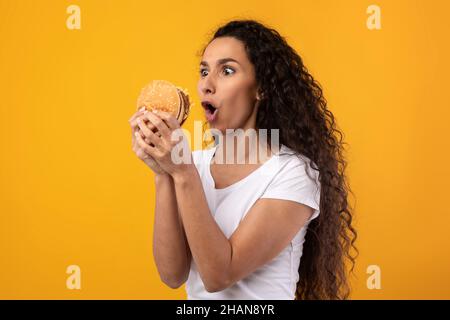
[{"x1": 197, "y1": 19, "x2": 358, "y2": 300}]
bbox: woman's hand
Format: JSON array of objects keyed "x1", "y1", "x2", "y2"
[
  {"x1": 129, "y1": 108, "x2": 167, "y2": 175},
  {"x1": 134, "y1": 110, "x2": 194, "y2": 178}
]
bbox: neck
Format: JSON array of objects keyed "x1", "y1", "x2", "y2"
[{"x1": 213, "y1": 130, "x2": 276, "y2": 165}]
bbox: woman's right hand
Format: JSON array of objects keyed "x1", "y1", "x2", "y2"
[{"x1": 129, "y1": 108, "x2": 167, "y2": 175}]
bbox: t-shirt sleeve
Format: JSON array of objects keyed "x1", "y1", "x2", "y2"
[{"x1": 260, "y1": 156, "x2": 321, "y2": 222}]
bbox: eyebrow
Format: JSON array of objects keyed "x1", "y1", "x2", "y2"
[{"x1": 200, "y1": 58, "x2": 240, "y2": 67}]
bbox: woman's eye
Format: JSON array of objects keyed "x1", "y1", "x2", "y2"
[
  {"x1": 223, "y1": 66, "x2": 235, "y2": 75},
  {"x1": 199, "y1": 66, "x2": 234, "y2": 78}
]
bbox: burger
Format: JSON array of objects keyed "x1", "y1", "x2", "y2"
[{"x1": 136, "y1": 80, "x2": 191, "y2": 126}]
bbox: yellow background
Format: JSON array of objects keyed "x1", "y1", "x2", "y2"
[{"x1": 1, "y1": 0, "x2": 449, "y2": 299}]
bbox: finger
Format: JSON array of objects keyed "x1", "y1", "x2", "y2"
[
  {"x1": 145, "y1": 120, "x2": 157, "y2": 133},
  {"x1": 137, "y1": 127, "x2": 155, "y2": 144},
  {"x1": 132, "y1": 124, "x2": 145, "y2": 142},
  {"x1": 130, "y1": 111, "x2": 162, "y2": 139},
  {"x1": 135, "y1": 131, "x2": 158, "y2": 156},
  {"x1": 135, "y1": 122, "x2": 159, "y2": 143},
  {"x1": 130, "y1": 113, "x2": 149, "y2": 133},
  {"x1": 152, "y1": 111, "x2": 184, "y2": 147},
  {"x1": 152, "y1": 110, "x2": 180, "y2": 130},
  {"x1": 136, "y1": 117, "x2": 151, "y2": 138},
  {"x1": 133, "y1": 120, "x2": 158, "y2": 142},
  {"x1": 135, "y1": 127, "x2": 147, "y2": 142},
  {"x1": 129, "y1": 107, "x2": 146, "y2": 124},
  {"x1": 143, "y1": 111, "x2": 171, "y2": 138},
  {"x1": 138, "y1": 125, "x2": 162, "y2": 149},
  {"x1": 141, "y1": 117, "x2": 159, "y2": 135},
  {"x1": 132, "y1": 118, "x2": 157, "y2": 137}
]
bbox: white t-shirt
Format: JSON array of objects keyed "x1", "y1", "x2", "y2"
[{"x1": 185, "y1": 143, "x2": 321, "y2": 300}]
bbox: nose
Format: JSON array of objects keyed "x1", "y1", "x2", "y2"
[{"x1": 199, "y1": 75, "x2": 216, "y2": 95}]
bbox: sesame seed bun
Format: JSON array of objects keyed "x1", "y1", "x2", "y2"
[{"x1": 137, "y1": 80, "x2": 191, "y2": 126}]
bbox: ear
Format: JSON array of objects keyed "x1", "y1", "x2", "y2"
[{"x1": 256, "y1": 87, "x2": 264, "y2": 101}]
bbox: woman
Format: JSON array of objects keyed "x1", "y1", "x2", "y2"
[{"x1": 129, "y1": 19, "x2": 358, "y2": 300}]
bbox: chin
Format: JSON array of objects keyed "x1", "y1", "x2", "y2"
[
  {"x1": 208, "y1": 118, "x2": 245, "y2": 137},
  {"x1": 212, "y1": 125, "x2": 227, "y2": 135}
]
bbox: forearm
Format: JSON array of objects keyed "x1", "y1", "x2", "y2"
[
  {"x1": 152, "y1": 174, "x2": 191, "y2": 287},
  {"x1": 172, "y1": 166, "x2": 232, "y2": 291}
]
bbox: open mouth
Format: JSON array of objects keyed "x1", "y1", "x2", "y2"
[{"x1": 202, "y1": 102, "x2": 218, "y2": 122}]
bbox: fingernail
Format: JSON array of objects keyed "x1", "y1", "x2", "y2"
[
  {"x1": 143, "y1": 110, "x2": 148, "y2": 114},
  {"x1": 134, "y1": 131, "x2": 139, "y2": 137},
  {"x1": 152, "y1": 109, "x2": 158, "y2": 114},
  {"x1": 139, "y1": 107, "x2": 145, "y2": 111}
]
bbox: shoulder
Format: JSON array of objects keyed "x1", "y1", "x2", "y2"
[
  {"x1": 261, "y1": 144, "x2": 321, "y2": 215},
  {"x1": 275, "y1": 145, "x2": 319, "y2": 180}
]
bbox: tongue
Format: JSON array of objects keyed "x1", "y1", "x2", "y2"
[{"x1": 205, "y1": 107, "x2": 217, "y2": 121}]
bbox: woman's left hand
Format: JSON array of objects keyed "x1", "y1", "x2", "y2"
[{"x1": 134, "y1": 110, "x2": 194, "y2": 178}]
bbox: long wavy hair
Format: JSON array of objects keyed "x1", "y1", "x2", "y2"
[{"x1": 198, "y1": 19, "x2": 358, "y2": 300}]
